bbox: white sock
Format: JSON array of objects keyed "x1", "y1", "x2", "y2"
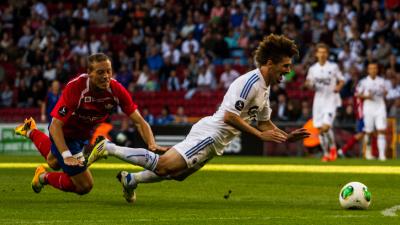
[
  {"x1": 27, "y1": 129, "x2": 33, "y2": 138},
  {"x1": 319, "y1": 134, "x2": 329, "y2": 156},
  {"x1": 132, "y1": 170, "x2": 167, "y2": 184},
  {"x1": 327, "y1": 129, "x2": 336, "y2": 149},
  {"x1": 106, "y1": 143, "x2": 159, "y2": 171},
  {"x1": 377, "y1": 134, "x2": 386, "y2": 159}
]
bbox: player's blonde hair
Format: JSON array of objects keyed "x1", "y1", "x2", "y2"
[
  {"x1": 87, "y1": 53, "x2": 110, "y2": 72},
  {"x1": 254, "y1": 34, "x2": 299, "y2": 67}
]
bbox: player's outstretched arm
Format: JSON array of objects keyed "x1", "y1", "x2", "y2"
[
  {"x1": 129, "y1": 110, "x2": 168, "y2": 152},
  {"x1": 49, "y1": 118, "x2": 84, "y2": 167},
  {"x1": 224, "y1": 112, "x2": 287, "y2": 143}
]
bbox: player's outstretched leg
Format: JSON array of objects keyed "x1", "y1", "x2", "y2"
[
  {"x1": 88, "y1": 136, "x2": 159, "y2": 171},
  {"x1": 87, "y1": 136, "x2": 109, "y2": 165},
  {"x1": 31, "y1": 164, "x2": 47, "y2": 193},
  {"x1": 116, "y1": 170, "x2": 167, "y2": 203},
  {"x1": 31, "y1": 165, "x2": 78, "y2": 193},
  {"x1": 15, "y1": 117, "x2": 52, "y2": 159},
  {"x1": 15, "y1": 117, "x2": 37, "y2": 137},
  {"x1": 116, "y1": 171, "x2": 137, "y2": 203}
]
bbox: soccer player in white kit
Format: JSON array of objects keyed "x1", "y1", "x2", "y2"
[
  {"x1": 357, "y1": 62, "x2": 388, "y2": 161},
  {"x1": 87, "y1": 34, "x2": 310, "y2": 203},
  {"x1": 305, "y1": 43, "x2": 344, "y2": 162}
]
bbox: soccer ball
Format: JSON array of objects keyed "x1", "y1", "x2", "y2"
[{"x1": 339, "y1": 182, "x2": 371, "y2": 209}]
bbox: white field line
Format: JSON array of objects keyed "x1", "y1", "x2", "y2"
[
  {"x1": 381, "y1": 205, "x2": 400, "y2": 217},
  {"x1": 1, "y1": 163, "x2": 400, "y2": 174}
]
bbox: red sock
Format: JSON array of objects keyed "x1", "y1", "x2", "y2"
[
  {"x1": 342, "y1": 135, "x2": 357, "y2": 153},
  {"x1": 29, "y1": 129, "x2": 51, "y2": 159},
  {"x1": 45, "y1": 172, "x2": 76, "y2": 192}
]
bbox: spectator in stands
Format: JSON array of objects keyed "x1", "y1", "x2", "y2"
[
  {"x1": 43, "y1": 62, "x2": 57, "y2": 82},
  {"x1": 181, "y1": 33, "x2": 200, "y2": 56},
  {"x1": 159, "y1": 56, "x2": 175, "y2": 84},
  {"x1": 141, "y1": 107, "x2": 155, "y2": 126},
  {"x1": 17, "y1": 79, "x2": 32, "y2": 108},
  {"x1": 31, "y1": 0, "x2": 49, "y2": 20},
  {"x1": 156, "y1": 106, "x2": 174, "y2": 125},
  {"x1": 88, "y1": 2, "x2": 109, "y2": 25},
  {"x1": 17, "y1": 26, "x2": 33, "y2": 49},
  {"x1": 0, "y1": 83, "x2": 13, "y2": 107},
  {"x1": 115, "y1": 64, "x2": 132, "y2": 89},
  {"x1": 197, "y1": 64, "x2": 215, "y2": 91},
  {"x1": 88, "y1": 34, "x2": 100, "y2": 54},
  {"x1": 71, "y1": 39, "x2": 89, "y2": 57},
  {"x1": 136, "y1": 65, "x2": 150, "y2": 91},
  {"x1": 373, "y1": 36, "x2": 392, "y2": 67},
  {"x1": 173, "y1": 106, "x2": 188, "y2": 125},
  {"x1": 219, "y1": 63, "x2": 240, "y2": 89},
  {"x1": 146, "y1": 46, "x2": 164, "y2": 72},
  {"x1": 276, "y1": 93, "x2": 289, "y2": 121},
  {"x1": 41, "y1": 80, "x2": 60, "y2": 122},
  {"x1": 297, "y1": 101, "x2": 312, "y2": 123},
  {"x1": 167, "y1": 70, "x2": 180, "y2": 91},
  {"x1": 143, "y1": 73, "x2": 160, "y2": 92}
]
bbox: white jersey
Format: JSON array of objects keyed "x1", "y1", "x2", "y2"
[
  {"x1": 306, "y1": 61, "x2": 344, "y2": 110},
  {"x1": 358, "y1": 76, "x2": 387, "y2": 114},
  {"x1": 188, "y1": 68, "x2": 271, "y2": 156}
]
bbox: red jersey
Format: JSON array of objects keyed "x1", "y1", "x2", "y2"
[{"x1": 51, "y1": 74, "x2": 137, "y2": 139}]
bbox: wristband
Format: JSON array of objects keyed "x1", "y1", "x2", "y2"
[{"x1": 62, "y1": 150, "x2": 72, "y2": 159}]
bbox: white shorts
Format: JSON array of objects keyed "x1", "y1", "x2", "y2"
[
  {"x1": 312, "y1": 110, "x2": 336, "y2": 128},
  {"x1": 363, "y1": 113, "x2": 387, "y2": 133},
  {"x1": 173, "y1": 135, "x2": 216, "y2": 169}
]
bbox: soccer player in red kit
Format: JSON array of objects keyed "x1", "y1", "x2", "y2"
[{"x1": 15, "y1": 53, "x2": 165, "y2": 195}]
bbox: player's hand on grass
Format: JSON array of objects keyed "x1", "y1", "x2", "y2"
[
  {"x1": 287, "y1": 128, "x2": 310, "y2": 142},
  {"x1": 258, "y1": 129, "x2": 287, "y2": 143},
  {"x1": 64, "y1": 157, "x2": 84, "y2": 167}
]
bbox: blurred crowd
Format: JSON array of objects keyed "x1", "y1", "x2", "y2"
[{"x1": 0, "y1": 0, "x2": 399, "y2": 125}]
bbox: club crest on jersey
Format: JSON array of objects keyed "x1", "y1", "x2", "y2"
[
  {"x1": 58, "y1": 106, "x2": 68, "y2": 117},
  {"x1": 84, "y1": 96, "x2": 92, "y2": 103},
  {"x1": 105, "y1": 104, "x2": 114, "y2": 111},
  {"x1": 235, "y1": 100, "x2": 244, "y2": 111}
]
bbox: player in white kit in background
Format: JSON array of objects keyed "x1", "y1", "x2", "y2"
[
  {"x1": 357, "y1": 62, "x2": 388, "y2": 161},
  {"x1": 305, "y1": 43, "x2": 345, "y2": 162},
  {"x1": 87, "y1": 34, "x2": 310, "y2": 203}
]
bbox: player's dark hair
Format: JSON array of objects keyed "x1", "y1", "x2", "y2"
[
  {"x1": 254, "y1": 34, "x2": 299, "y2": 67},
  {"x1": 315, "y1": 43, "x2": 329, "y2": 52},
  {"x1": 87, "y1": 53, "x2": 110, "y2": 72}
]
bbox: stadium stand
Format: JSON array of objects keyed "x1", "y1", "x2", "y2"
[{"x1": 0, "y1": 0, "x2": 399, "y2": 124}]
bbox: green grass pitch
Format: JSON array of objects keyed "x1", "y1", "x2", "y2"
[{"x1": 1, "y1": 155, "x2": 400, "y2": 225}]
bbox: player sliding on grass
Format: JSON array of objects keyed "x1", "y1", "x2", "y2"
[
  {"x1": 15, "y1": 53, "x2": 165, "y2": 195},
  {"x1": 87, "y1": 34, "x2": 310, "y2": 203}
]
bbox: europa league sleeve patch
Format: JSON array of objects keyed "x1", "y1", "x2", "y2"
[
  {"x1": 58, "y1": 106, "x2": 68, "y2": 117},
  {"x1": 235, "y1": 100, "x2": 244, "y2": 111}
]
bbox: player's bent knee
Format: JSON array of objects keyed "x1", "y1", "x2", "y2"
[
  {"x1": 74, "y1": 182, "x2": 93, "y2": 195},
  {"x1": 46, "y1": 153, "x2": 61, "y2": 170}
]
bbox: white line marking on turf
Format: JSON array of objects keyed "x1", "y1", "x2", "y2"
[
  {"x1": 1, "y1": 163, "x2": 400, "y2": 174},
  {"x1": 381, "y1": 205, "x2": 400, "y2": 217}
]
